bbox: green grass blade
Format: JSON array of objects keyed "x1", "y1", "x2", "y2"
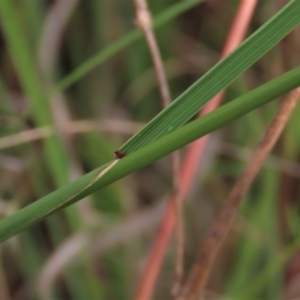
[
  {"x1": 119, "y1": 0, "x2": 300, "y2": 154},
  {"x1": 1, "y1": 65, "x2": 300, "y2": 243},
  {"x1": 243, "y1": 236, "x2": 300, "y2": 300},
  {"x1": 227, "y1": 170, "x2": 280, "y2": 299},
  {"x1": 54, "y1": 0, "x2": 204, "y2": 92},
  {"x1": 0, "y1": 0, "x2": 68, "y2": 186}
]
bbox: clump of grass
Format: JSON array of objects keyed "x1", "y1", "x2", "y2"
[{"x1": 0, "y1": 1, "x2": 300, "y2": 299}]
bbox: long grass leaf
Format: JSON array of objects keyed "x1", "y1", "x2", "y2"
[
  {"x1": 119, "y1": 0, "x2": 300, "y2": 154},
  {"x1": 0, "y1": 0, "x2": 68, "y2": 186},
  {"x1": 0, "y1": 65, "x2": 300, "y2": 243}
]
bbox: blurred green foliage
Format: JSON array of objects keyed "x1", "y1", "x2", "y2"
[{"x1": 0, "y1": 0, "x2": 300, "y2": 299}]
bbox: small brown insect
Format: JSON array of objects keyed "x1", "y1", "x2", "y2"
[{"x1": 114, "y1": 150, "x2": 126, "y2": 159}]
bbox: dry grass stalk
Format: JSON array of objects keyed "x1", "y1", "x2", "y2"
[
  {"x1": 134, "y1": 2, "x2": 257, "y2": 299},
  {"x1": 177, "y1": 88, "x2": 300, "y2": 300},
  {"x1": 0, "y1": 119, "x2": 143, "y2": 151},
  {"x1": 133, "y1": 0, "x2": 184, "y2": 294}
]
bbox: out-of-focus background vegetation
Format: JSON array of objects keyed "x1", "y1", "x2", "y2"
[{"x1": 0, "y1": 0, "x2": 300, "y2": 299}]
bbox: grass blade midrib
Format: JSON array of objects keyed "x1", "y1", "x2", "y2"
[{"x1": 119, "y1": 0, "x2": 300, "y2": 154}]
